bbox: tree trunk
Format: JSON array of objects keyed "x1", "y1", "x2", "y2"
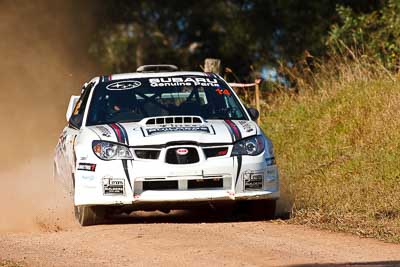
[
  {"x1": 136, "y1": 42, "x2": 144, "y2": 67},
  {"x1": 135, "y1": 23, "x2": 145, "y2": 67}
]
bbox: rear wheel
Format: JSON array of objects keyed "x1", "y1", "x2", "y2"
[{"x1": 74, "y1": 205, "x2": 106, "y2": 226}]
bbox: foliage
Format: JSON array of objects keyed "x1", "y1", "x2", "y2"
[
  {"x1": 91, "y1": 0, "x2": 378, "y2": 78},
  {"x1": 262, "y1": 56, "x2": 400, "y2": 242},
  {"x1": 91, "y1": 0, "x2": 274, "y2": 78},
  {"x1": 327, "y1": 0, "x2": 400, "y2": 70}
]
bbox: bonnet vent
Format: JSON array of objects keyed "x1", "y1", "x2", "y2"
[{"x1": 143, "y1": 116, "x2": 204, "y2": 125}]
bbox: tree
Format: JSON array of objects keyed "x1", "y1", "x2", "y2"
[
  {"x1": 90, "y1": 0, "x2": 383, "y2": 79},
  {"x1": 327, "y1": 0, "x2": 400, "y2": 70}
]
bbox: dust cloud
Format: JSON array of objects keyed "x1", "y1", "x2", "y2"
[{"x1": 0, "y1": 0, "x2": 100, "y2": 232}]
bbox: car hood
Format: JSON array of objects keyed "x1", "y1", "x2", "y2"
[{"x1": 86, "y1": 119, "x2": 259, "y2": 146}]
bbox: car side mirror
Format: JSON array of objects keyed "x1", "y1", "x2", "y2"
[
  {"x1": 247, "y1": 107, "x2": 259, "y2": 121},
  {"x1": 66, "y1": 95, "x2": 80, "y2": 122}
]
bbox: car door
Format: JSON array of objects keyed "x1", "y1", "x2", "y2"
[{"x1": 62, "y1": 83, "x2": 94, "y2": 180}]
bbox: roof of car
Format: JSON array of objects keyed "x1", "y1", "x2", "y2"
[{"x1": 101, "y1": 71, "x2": 217, "y2": 82}]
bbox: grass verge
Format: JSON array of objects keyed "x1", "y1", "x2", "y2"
[{"x1": 261, "y1": 59, "x2": 400, "y2": 242}]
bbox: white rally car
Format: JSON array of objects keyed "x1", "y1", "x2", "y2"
[{"x1": 54, "y1": 65, "x2": 279, "y2": 226}]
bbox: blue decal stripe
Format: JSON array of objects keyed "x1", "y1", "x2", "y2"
[{"x1": 117, "y1": 123, "x2": 129, "y2": 145}]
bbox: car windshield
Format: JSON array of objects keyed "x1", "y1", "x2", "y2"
[{"x1": 86, "y1": 75, "x2": 247, "y2": 126}]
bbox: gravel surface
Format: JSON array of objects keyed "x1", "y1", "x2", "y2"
[{"x1": 1, "y1": 211, "x2": 400, "y2": 267}]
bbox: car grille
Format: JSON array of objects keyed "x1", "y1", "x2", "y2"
[
  {"x1": 143, "y1": 180, "x2": 178, "y2": 190},
  {"x1": 188, "y1": 178, "x2": 223, "y2": 189},
  {"x1": 166, "y1": 147, "x2": 199, "y2": 164},
  {"x1": 132, "y1": 144, "x2": 230, "y2": 162},
  {"x1": 133, "y1": 176, "x2": 232, "y2": 195}
]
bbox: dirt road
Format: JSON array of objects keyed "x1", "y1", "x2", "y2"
[
  {"x1": 1, "y1": 211, "x2": 400, "y2": 267},
  {"x1": 0, "y1": 2, "x2": 400, "y2": 267}
]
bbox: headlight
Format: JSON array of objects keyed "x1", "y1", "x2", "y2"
[
  {"x1": 92, "y1": 141, "x2": 133, "y2": 160},
  {"x1": 231, "y1": 135, "x2": 265, "y2": 156}
]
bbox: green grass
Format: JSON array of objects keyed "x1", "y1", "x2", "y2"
[{"x1": 262, "y1": 70, "x2": 400, "y2": 242}]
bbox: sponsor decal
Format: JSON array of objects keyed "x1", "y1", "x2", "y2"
[
  {"x1": 106, "y1": 80, "x2": 141, "y2": 90},
  {"x1": 78, "y1": 163, "x2": 96, "y2": 172},
  {"x1": 103, "y1": 177, "x2": 125, "y2": 195},
  {"x1": 215, "y1": 88, "x2": 231, "y2": 96},
  {"x1": 176, "y1": 148, "x2": 189, "y2": 156},
  {"x1": 243, "y1": 171, "x2": 263, "y2": 190},
  {"x1": 96, "y1": 126, "x2": 112, "y2": 137},
  {"x1": 146, "y1": 126, "x2": 210, "y2": 135},
  {"x1": 149, "y1": 77, "x2": 219, "y2": 87},
  {"x1": 238, "y1": 120, "x2": 255, "y2": 133},
  {"x1": 81, "y1": 175, "x2": 95, "y2": 181}
]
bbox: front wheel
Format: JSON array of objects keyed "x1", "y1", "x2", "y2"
[{"x1": 74, "y1": 205, "x2": 106, "y2": 226}]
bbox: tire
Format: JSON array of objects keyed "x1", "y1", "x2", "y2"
[
  {"x1": 74, "y1": 205, "x2": 106, "y2": 226},
  {"x1": 240, "y1": 199, "x2": 277, "y2": 220}
]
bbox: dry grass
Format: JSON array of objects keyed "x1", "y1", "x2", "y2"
[
  {"x1": 262, "y1": 57, "x2": 400, "y2": 242},
  {"x1": 0, "y1": 260, "x2": 23, "y2": 267}
]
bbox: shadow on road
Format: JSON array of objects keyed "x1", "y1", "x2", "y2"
[
  {"x1": 104, "y1": 207, "x2": 290, "y2": 225},
  {"x1": 289, "y1": 261, "x2": 400, "y2": 267}
]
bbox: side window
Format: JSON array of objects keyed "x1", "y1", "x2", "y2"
[
  {"x1": 224, "y1": 94, "x2": 242, "y2": 118},
  {"x1": 69, "y1": 83, "x2": 93, "y2": 129}
]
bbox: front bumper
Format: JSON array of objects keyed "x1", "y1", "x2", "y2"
[
  {"x1": 141, "y1": 189, "x2": 279, "y2": 201},
  {"x1": 74, "y1": 151, "x2": 279, "y2": 206}
]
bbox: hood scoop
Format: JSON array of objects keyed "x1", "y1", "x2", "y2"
[{"x1": 141, "y1": 116, "x2": 204, "y2": 126}]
